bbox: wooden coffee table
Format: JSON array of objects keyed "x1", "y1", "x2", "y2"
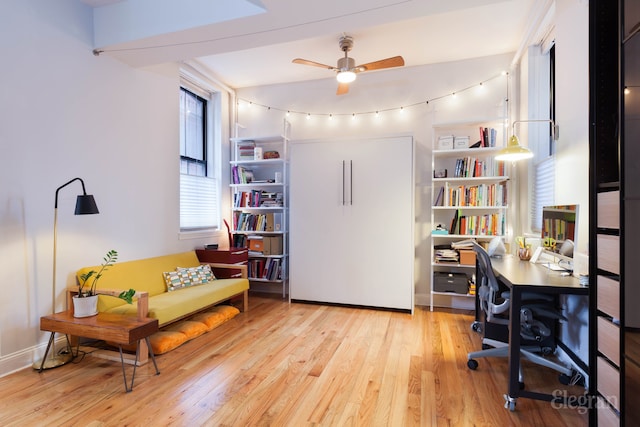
[{"x1": 39, "y1": 311, "x2": 160, "y2": 392}]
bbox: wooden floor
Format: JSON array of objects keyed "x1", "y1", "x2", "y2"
[{"x1": 0, "y1": 294, "x2": 588, "y2": 426}]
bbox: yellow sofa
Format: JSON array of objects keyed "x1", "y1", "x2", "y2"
[{"x1": 71, "y1": 251, "x2": 249, "y2": 327}]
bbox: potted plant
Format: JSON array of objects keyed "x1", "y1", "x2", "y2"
[{"x1": 74, "y1": 250, "x2": 135, "y2": 317}]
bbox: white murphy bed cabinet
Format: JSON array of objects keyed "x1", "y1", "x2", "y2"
[{"x1": 289, "y1": 136, "x2": 414, "y2": 312}]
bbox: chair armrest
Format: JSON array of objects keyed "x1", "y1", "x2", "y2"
[{"x1": 201, "y1": 262, "x2": 248, "y2": 279}]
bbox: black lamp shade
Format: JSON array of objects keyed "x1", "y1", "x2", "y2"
[{"x1": 74, "y1": 194, "x2": 99, "y2": 215}]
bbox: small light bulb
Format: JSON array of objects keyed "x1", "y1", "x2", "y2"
[{"x1": 306, "y1": 113, "x2": 311, "y2": 120}]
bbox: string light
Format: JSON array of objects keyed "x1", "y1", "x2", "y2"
[{"x1": 235, "y1": 72, "x2": 505, "y2": 120}]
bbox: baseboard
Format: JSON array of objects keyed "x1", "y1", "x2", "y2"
[
  {"x1": 0, "y1": 336, "x2": 66, "y2": 378},
  {"x1": 415, "y1": 292, "x2": 430, "y2": 306}
]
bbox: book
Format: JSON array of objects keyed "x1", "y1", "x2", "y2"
[{"x1": 434, "y1": 186, "x2": 444, "y2": 206}]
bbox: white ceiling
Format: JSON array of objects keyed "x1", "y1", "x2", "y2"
[{"x1": 84, "y1": 0, "x2": 541, "y2": 89}]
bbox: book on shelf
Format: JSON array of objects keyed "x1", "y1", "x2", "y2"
[
  {"x1": 248, "y1": 258, "x2": 282, "y2": 281},
  {"x1": 232, "y1": 165, "x2": 254, "y2": 184},
  {"x1": 434, "y1": 186, "x2": 444, "y2": 206},
  {"x1": 233, "y1": 191, "x2": 284, "y2": 208},
  {"x1": 448, "y1": 211, "x2": 505, "y2": 236},
  {"x1": 478, "y1": 127, "x2": 497, "y2": 147},
  {"x1": 452, "y1": 156, "x2": 505, "y2": 178},
  {"x1": 443, "y1": 182, "x2": 507, "y2": 207}
]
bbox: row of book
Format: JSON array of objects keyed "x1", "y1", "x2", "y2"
[
  {"x1": 452, "y1": 156, "x2": 505, "y2": 178},
  {"x1": 450, "y1": 210, "x2": 505, "y2": 236},
  {"x1": 479, "y1": 127, "x2": 498, "y2": 147},
  {"x1": 232, "y1": 165, "x2": 255, "y2": 184},
  {"x1": 233, "y1": 212, "x2": 283, "y2": 232},
  {"x1": 435, "y1": 182, "x2": 507, "y2": 207},
  {"x1": 233, "y1": 190, "x2": 283, "y2": 208},
  {"x1": 248, "y1": 258, "x2": 282, "y2": 281}
]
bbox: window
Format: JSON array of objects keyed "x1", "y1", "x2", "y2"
[
  {"x1": 528, "y1": 44, "x2": 556, "y2": 233},
  {"x1": 179, "y1": 86, "x2": 219, "y2": 231}
]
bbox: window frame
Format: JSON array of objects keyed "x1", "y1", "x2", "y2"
[
  {"x1": 527, "y1": 43, "x2": 557, "y2": 234},
  {"x1": 178, "y1": 76, "x2": 222, "y2": 235},
  {"x1": 180, "y1": 87, "x2": 208, "y2": 178}
]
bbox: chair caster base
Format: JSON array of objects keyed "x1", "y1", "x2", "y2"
[
  {"x1": 467, "y1": 359, "x2": 479, "y2": 370},
  {"x1": 504, "y1": 394, "x2": 517, "y2": 411}
]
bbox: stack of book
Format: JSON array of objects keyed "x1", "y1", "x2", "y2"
[
  {"x1": 434, "y1": 249, "x2": 459, "y2": 263},
  {"x1": 238, "y1": 141, "x2": 256, "y2": 160}
]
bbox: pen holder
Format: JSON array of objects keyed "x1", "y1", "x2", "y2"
[{"x1": 518, "y1": 247, "x2": 532, "y2": 261}]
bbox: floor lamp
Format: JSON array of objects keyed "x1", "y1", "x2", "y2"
[{"x1": 33, "y1": 177, "x2": 99, "y2": 370}]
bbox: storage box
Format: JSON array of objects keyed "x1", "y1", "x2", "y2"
[
  {"x1": 459, "y1": 249, "x2": 476, "y2": 266},
  {"x1": 437, "y1": 135, "x2": 454, "y2": 150},
  {"x1": 248, "y1": 237, "x2": 264, "y2": 253},
  {"x1": 454, "y1": 136, "x2": 470, "y2": 149},
  {"x1": 434, "y1": 272, "x2": 469, "y2": 294},
  {"x1": 263, "y1": 235, "x2": 283, "y2": 255}
]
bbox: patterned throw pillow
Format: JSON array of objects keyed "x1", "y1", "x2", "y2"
[
  {"x1": 163, "y1": 270, "x2": 190, "y2": 292},
  {"x1": 176, "y1": 265, "x2": 216, "y2": 285},
  {"x1": 198, "y1": 264, "x2": 216, "y2": 282}
]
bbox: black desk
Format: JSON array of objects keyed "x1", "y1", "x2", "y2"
[{"x1": 489, "y1": 255, "x2": 588, "y2": 410}]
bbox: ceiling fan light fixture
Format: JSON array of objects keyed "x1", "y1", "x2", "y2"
[{"x1": 336, "y1": 70, "x2": 356, "y2": 83}]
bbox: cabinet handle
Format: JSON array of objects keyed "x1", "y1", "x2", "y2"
[{"x1": 350, "y1": 160, "x2": 353, "y2": 205}]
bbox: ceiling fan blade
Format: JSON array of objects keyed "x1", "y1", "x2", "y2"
[
  {"x1": 292, "y1": 58, "x2": 336, "y2": 70},
  {"x1": 336, "y1": 82, "x2": 350, "y2": 95},
  {"x1": 357, "y1": 56, "x2": 405, "y2": 72}
]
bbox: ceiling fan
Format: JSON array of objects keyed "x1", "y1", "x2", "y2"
[{"x1": 292, "y1": 35, "x2": 405, "y2": 95}]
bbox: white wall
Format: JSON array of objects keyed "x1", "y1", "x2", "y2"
[
  {"x1": 0, "y1": 0, "x2": 222, "y2": 376},
  {"x1": 553, "y1": 0, "x2": 590, "y2": 368},
  {"x1": 235, "y1": 54, "x2": 512, "y2": 307}
]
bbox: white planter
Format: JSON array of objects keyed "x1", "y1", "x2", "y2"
[{"x1": 73, "y1": 295, "x2": 98, "y2": 318}]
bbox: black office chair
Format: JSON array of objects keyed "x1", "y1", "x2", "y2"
[{"x1": 466, "y1": 241, "x2": 572, "y2": 384}]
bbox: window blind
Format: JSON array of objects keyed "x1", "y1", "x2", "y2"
[
  {"x1": 180, "y1": 174, "x2": 219, "y2": 230},
  {"x1": 530, "y1": 156, "x2": 555, "y2": 232}
]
